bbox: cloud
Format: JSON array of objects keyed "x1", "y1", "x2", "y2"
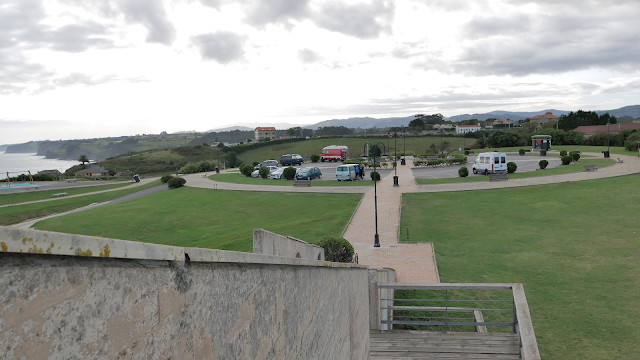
[
  {"x1": 119, "y1": 0, "x2": 177, "y2": 45},
  {"x1": 462, "y1": 13, "x2": 532, "y2": 40},
  {"x1": 298, "y1": 48, "x2": 322, "y2": 63},
  {"x1": 244, "y1": 0, "x2": 310, "y2": 28},
  {"x1": 191, "y1": 31, "x2": 247, "y2": 63},
  {"x1": 312, "y1": 0, "x2": 395, "y2": 39}
]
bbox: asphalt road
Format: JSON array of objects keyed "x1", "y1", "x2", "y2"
[
  {"x1": 270, "y1": 161, "x2": 394, "y2": 182},
  {"x1": 412, "y1": 155, "x2": 563, "y2": 179}
]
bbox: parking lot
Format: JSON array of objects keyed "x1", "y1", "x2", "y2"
[
  {"x1": 412, "y1": 155, "x2": 563, "y2": 179},
  {"x1": 263, "y1": 160, "x2": 393, "y2": 182}
]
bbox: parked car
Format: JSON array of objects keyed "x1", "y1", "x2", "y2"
[
  {"x1": 296, "y1": 167, "x2": 322, "y2": 180},
  {"x1": 472, "y1": 152, "x2": 507, "y2": 175},
  {"x1": 270, "y1": 167, "x2": 299, "y2": 179},
  {"x1": 280, "y1": 154, "x2": 303, "y2": 166},
  {"x1": 335, "y1": 164, "x2": 358, "y2": 181},
  {"x1": 252, "y1": 166, "x2": 279, "y2": 178},
  {"x1": 255, "y1": 160, "x2": 279, "y2": 170}
]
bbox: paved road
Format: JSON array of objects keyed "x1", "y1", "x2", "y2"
[{"x1": 412, "y1": 155, "x2": 562, "y2": 179}]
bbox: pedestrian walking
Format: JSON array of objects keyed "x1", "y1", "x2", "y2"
[{"x1": 354, "y1": 165, "x2": 360, "y2": 180}]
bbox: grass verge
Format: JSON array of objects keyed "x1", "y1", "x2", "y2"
[
  {"x1": 415, "y1": 158, "x2": 616, "y2": 184},
  {"x1": 209, "y1": 173, "x2": 374, "y2": 186},
  {"x1": 400, "y1": 174, "x2": 640, "y2": 359},
  {"x1": 33, "y1": 188, "x2": 362, "y2": 252},
  {"x1": 0, "y1": 182, "x2": 131, "y2": 206},
  {"x1": 0, "y1": 180, "x2": 161, "y2": 225}
]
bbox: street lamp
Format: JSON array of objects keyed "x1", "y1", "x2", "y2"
[
  {"x1": 393, "y1": 132, "x2": 399, "y2": 187},
  {"x1": 216, "y1": 146, "x2": 220, "y2": 173},
  {"x1": 401, "y1": 126, "x2": 406, "y2": 165},
  {"x1": 606, "y1": 121, "x2": 611, "y2": 158},
  {"x1": 361, "y1": 141, "x2": 388, "y2": 248}
]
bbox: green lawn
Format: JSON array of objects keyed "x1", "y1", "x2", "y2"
[
  {"x1": 238, "y1": 137, "x2": 466, "y2": 164},
  {"x1": 452, "y1": 145, "x2": 636, "y2": 157},
  {"x1": 33, "y1": 188, "x2": 362, "y2": 252},
  {"x1": 0, "y1": 180, "x2": 161, "y2": 226},
  {"x1": 400, "y1": 174, "x2": 640, "y2": 359},
  {"x1": 0, "y1": 182, "x2": 131, "y2": 206},
  {"x1": 415, "y1": 158, "x2": 616, "y2": 184},
  {"x1": 210, "y1": 173, "x2": 374, "y2": 186}
]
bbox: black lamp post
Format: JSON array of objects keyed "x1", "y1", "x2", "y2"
[
  {"x1": 606, "y1": 121, "x2": 611, "y2": 158},
  {"x1": 393, "y1": 133, "x2": 399, "y2": 187},
  {"x1": 401, "y1": 126, "x2": 406, "y2": 165},
  {"x1": 361, "y1": 141, "x2": 388, "y2": 248},
  {"x1": 216, "y1": 146, "x2": 220, "y2": 173}
]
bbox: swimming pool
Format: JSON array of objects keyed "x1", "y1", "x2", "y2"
[{"x1": 0, "y1": 183, "x2": 42, "y2": 191}]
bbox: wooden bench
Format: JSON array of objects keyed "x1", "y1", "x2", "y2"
[
  {"x1": 584, "y1": 164, "x2": 598, "y2": 172},
  {"x1": 293, "y1": 179, "x2": 312, "y2": 187},
  {"x1": 67, "y1": 179, "x2": 77, "y2": 183},
  {"x1": 488, "y1": 173, "x2": 508, "y2": 181},
  {"x1": 425, "y1": 156, "x2": 440, "y2": 161},
  {"x1": 52, "y1": 192, "x2": 68, "y2": 198}
]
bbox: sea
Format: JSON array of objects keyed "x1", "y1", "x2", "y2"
[{"x1": 0, "y1": 152, "x2": 80, "y2": 179}]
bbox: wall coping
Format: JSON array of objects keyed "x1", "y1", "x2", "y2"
[{"x1": 0, "y1": 226, "x2": 366, "y2": 269}]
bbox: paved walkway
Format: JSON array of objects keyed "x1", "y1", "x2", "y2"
[{"x1": 342, "y1": 161, "x2": 439, "y2": 284}]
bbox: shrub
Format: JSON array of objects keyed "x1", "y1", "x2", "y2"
[
  {"x1": 310, "y1": 154, "x2": 320, "y2": 163},
  {"x1": 539, "y1": 160, "x2": 549, "y2": 169},
  {"x1": 561, "y1": 155, "x2": 572, "y2": 165},
  {"x1": 624, "y1": 132, "x2": 640, "y2": 151},
  {"x1": 283, "y1": 167, "x2": 297, "y2": 180},
  {"x1": 252, "y1": 161, "x2": 259, "y2": 167},
  {"x1": 317, "y1": 237, "x2": 354, "y2": 263},
  {"x1": 464, "y1": 150, "x2": 470, "y2": 155},
  {"x1": 234, "y1": 159, "x2": 243, "y2": 168},
  {"x1": 259, "y1": 166, "x2": 270, "y2": 179},
  {"x1": 161, "y1": 175, "x2": 174, "y2": 183},
  {"x1": 226, "y1": 152, "x2": 237, "y2": 168},
  {"x1": 540, "y1": 149, "x2": 547, "y2": 156},
  {"x1": 458, "y1": 167, "x2": 469, "y2": 177},
  {"x1": 370, "y1": 171, "x2": 380, "y2": 181},
  {"x1": 179, "y1": 163, "x2": 198, "y2": 174},
  {"x1": 167, "y1": 177, "x2": 186, "y2": 188},
  {"x1": 519, "y1": 149, "x2": 525, "y2": 156},
  {"x1": 571, "y1": 153, "x2": 580, "y2": 162},
  {"x1": 241, "y1": 164, "x2": 253, "y2": 177},
  {"x1": 560, "y1": 150, "x2": 567, "y2": 157},
  {"x1": 507, "y1": 162, "x2": 517, "y2": 173}
]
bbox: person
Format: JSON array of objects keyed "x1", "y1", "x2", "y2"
[
  {"x1": 354, "y1": 165, "x2": 359, "y2": 180},
  {"x1": 359, "y1": 164, "x2": 365, "y2": 179}
]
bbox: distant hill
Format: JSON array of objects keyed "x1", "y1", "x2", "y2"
[
  {"x1": 596, "y1": 105, "x2": 640, "y2": 118},
  {"x1": 447, "y1": 105, "x2": 640, "y2": 122},
  {"x1": 207, "y1": 126, "x2": 254, "y2": 132},
  {"x1": 309, "y1": 116, "x2": 415, "y2": 129}
]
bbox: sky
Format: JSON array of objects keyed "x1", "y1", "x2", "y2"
[{"x1": 2, "y1": 0, "x2": 640, "y2": 144}]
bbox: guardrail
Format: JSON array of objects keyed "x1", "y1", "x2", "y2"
[{"x1": 376, "y1": 283, "x2": 540, "y2": 360}]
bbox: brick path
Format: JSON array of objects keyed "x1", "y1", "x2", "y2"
[{"x1": 342, "y1": 161, "x2": 440, "y2": 284}]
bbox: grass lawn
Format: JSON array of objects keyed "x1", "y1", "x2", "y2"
[
  {"x1": 0, "y1": 183, "x2": 131, "y2": 206},
  {"x1": 210, "y1": 173, "x2": 374, "y2": 186},
  {"x1": 400, "y1": 174, "x2": 640, "y2": 359},
  {"x1": 415, "y1": 158, "x2": 616, "y2": 184},
  {"x1": 33, "y1": 188, "x2": 362, "y2": 252},
  {"x1": 452, "y1": 145, "x2": 636, "y2": 157},
  {"x1": 0, "y1": 180, "x2": 161, "y2": 226}
]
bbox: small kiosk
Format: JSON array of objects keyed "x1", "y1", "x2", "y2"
[{"x1": 532, "y1": 135, "x2": 552, "y2": 151}]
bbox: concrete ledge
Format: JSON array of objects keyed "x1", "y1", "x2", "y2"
[{"x1": 0, "y1": 226, "x2": 366, "y2": 269}]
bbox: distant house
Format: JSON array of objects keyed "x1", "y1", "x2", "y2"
[
  {"x1": 37, "y1": 169, "x2": 61, "y2": 176},
  {"x1": 493, "y1": 119, "x2": 512, "y2": 125},
  {"x1": 254, "y1": 127, "x2": 276, "y2": 141},
  {"x1": 529, "y1": 112, "x2": 559, "y2": 128},
  {"x1": 575, "y1": 123, "x2": 640, "y2": 137},
  {"x1": 455, "y1": 125, "x2": 481, "y2": 134},
  {"x1": 74, "y1": 166, "x2": 109, "y2": 177},
  {"x1": 433, "y1": 124, "x2": 456, "y2": 131}
]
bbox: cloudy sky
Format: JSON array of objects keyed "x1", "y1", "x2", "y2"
[{"x1": 2, "y1": 0, "x2": 640, "y2": 144}]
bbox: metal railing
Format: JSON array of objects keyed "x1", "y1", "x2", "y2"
[{"x1": 376, "y1": 283, "x2": 540, "y2": 360}]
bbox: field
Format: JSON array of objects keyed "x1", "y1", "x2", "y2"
[
  {"x1": 209, "y1": 173, "x2": 374, "y2": 186},
  {"x1": 0, "y1": 180, "x2": 161, "y2": 225},
  {"x1": 415, "y1": 158, "x2": 616, "y2": 184},
  {"x1": 0, "y1": 183, "x2": 131, "y2": 205},
  {"x1": 400, "y1": 174, "x2": 640, "y2": 359},
  {"x1": 33, "y1": 188, "x2": 362, "y2": 252}
]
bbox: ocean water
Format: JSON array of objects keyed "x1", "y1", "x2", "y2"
[{"x1": 0, "y1": 152, "x2": 79, "y2": 179}]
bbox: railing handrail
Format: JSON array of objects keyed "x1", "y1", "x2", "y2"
[{"x1": 378, "y1": 282, "x2": 515, "y2": 290}]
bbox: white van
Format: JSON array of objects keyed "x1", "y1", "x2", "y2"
[
  {"x1": 472, "y1": 152, "x2": 508, "y2": 175},
  {"x1": 335, "y1": 164, "x2": 358, "y2": 181}
]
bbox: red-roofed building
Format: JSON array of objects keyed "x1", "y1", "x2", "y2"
[
  {"x1": 575, "y1": 123, "x2": 640, "y2": 137},
  {"x1": 529, "y1": 112, "x2": 559, "y2": 128},
  {"x1": 254, "y1": 127, "x2": 276, "y2": 141}
]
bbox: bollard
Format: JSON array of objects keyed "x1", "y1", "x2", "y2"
[{"x1": 407, "y1": 228, "x2": 409, "y2": 240}]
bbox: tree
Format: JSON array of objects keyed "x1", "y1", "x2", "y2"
[
  {"x1": 408, "y1": 118, "x2": 425, "y2": 129},
  {"x1": 78, "y1": 154, "x2": 89, "y2": 165},
  {"x1": 286, "y1": 128, "x2": 296, "y2": 138},
  {"x1": 226, "y1": 152, "x2": 237, "y2": 168}
]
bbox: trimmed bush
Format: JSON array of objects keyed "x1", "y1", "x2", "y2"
[
  {"x1": 540, "y1": 149, "x2": 547, "y2": 156},
  {"x1": 464, "y1": 150, "x2": 470, "y2": 155},
  {"x1": 259, "y1": 166, "x2": 270, "y2": 179},
  {"x1": 160, "y1": 175, "x2": 174, "y2": 183},
  {"x1": 539, "y1": 160, "x2": 549, "y2": 169},
  {"x1": 458, "y1": 167, "x2": 469, "y2": 177},
  {"x1": 507, "y1": 162, "x2": 517, "y2": 173},
  {"x1": 252, "y1": 161, "x2": 259, "y2": 167},
  {"x1": 560, "y1": 150, "x2": 567, "y2": 157},
  {"x1": 283, "y1": 167, "x2": 297, "y2": 180},
  {"x1": 241, "y1": 164, "x2": 253, "y2": 177},
  {"x1": 167, "y1": 177, "x2": 186, "y2": 188},
  {"x1": 310, "y1": 154, "x2": 320, "y2": 163},
  {"x1": 571, "y1": 153, "x2": 580, "y2": 162},
  {"x1": 370, "y1": 171, "x2": 381, "y2": 181},
  {"x1": 317, "y1": 237, "x2": 354, "y2": 263},
  {"x1": 519, "y1": 149, "x2": 525, "y2": 156},
  {"x1": 561, "y1": 155, "x2": 572, "y2": 165}
]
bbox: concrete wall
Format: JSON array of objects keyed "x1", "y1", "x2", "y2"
[
  {"x1": 368, "y1": 268, "x2": 396, "y2": 331},
  {"x1": 253, "y1": 228, "x2": 325, "y2": 261},
  {"x1": 0, "y1": 227, "x2": 369, "y2": 360}
]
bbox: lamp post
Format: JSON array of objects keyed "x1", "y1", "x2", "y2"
[
  {"x1": 606, "y1": 121, "x2": 611, "y2": 158},
  {"x1": 216, "y1": 146, "x2": 220, "y2": 173},
  {"x1": 361, "y1": 141, "x2": 388, "y2": 248},
  {"x1": 393, "y1": 133, "x2": 399, "y2": 187},
  {"x1": 401, "y1": 126, "x2": 406, "y2": 165}
]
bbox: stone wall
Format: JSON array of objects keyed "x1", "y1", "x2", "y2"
[
  {"x1": 253, "y1": 228, "x2": 325, "y2": 261},
  {"x1": 0, "y1": 227, "x2": 369, "y2": 360}
]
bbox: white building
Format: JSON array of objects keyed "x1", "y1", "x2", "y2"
[
  {"x1": 456, "y1": 125, "x2": 481, "y2": 134},
  {"x1": 254, "y1": 127, "x2": 276, "y2": 141}
]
